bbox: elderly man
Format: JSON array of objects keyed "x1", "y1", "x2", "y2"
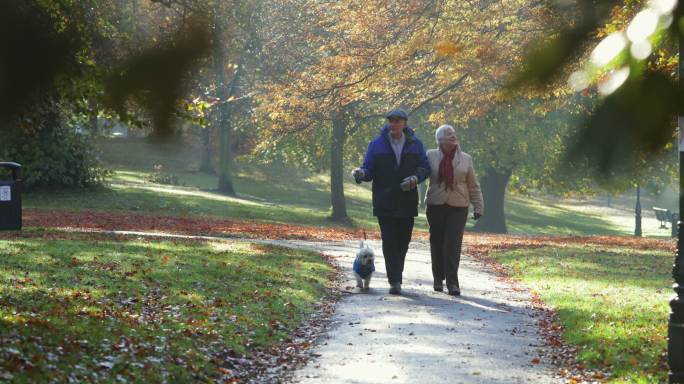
[{"x1": 352, "y1": 108, "x2": 430, "y2": 294}]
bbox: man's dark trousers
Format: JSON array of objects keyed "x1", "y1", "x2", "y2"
[
  {"x1": 378, "y1": 216, "x2": 414, "y2": 284},
  {"x1": 426, "y1": 205, "x2": 468, "y2": 287}
]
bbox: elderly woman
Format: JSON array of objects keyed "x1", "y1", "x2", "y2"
[{"x1": 425, "y1": 125, "x2": 484, "y2": 296}]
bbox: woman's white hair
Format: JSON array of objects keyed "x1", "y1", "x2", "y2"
[{"x1": 435, "y1": 124, "x2": 456, "y2": 144}]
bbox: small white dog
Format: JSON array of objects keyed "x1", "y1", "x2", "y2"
[{"x1": 353, "y1": 241, "x2": 375, "y2": 292}]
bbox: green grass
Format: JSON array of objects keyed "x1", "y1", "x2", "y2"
[
  {"x1": 490, "y1": 245, "x2": 671, "y2": 383},
  {"x1": 21, "y1": 137, "x2": 675, "y2": 237},
  {"x1": 0, "y1": 232, "x2": 333, "y2": 382},
  {"x1": 24, "y1": 137, "x2": 384, "y2": 229},
  {"x1": 502, "y1": 195, "x2": 624, "y2": 236},
  {"x1": 25, "y1": 169, "x2": 384, "y2": 229}
]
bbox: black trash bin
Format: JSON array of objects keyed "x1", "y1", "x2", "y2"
[{"x1": 0, "y1": 162, "x2": 22, "y2": 231}]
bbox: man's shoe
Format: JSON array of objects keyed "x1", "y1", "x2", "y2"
[
  {"x1": 433, "y1": 281, "x2": 444, "y2": 292},
  {"x1": 447, "y1": 285, "x2": 461, "y2": 296},
  {"x1": 389, "y1": 283, "x2": 402, "y2": 295}
]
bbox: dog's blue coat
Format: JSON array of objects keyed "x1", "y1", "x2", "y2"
[{"x1": 353, "y1": 258, "x2": 375, "y2": 278}]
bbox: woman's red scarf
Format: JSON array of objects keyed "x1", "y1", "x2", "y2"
[{"x1": 438, "y1": 145, "x2": 457, "y2": 190}]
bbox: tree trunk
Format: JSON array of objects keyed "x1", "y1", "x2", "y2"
[
  {"x1": 329, "y1": 115, "x2": 349, "y2": 222},
  {"x1": 199, "y1": 126, "x2": 214, "y2": 174},
  {"x1": 87, "y1": 97, "x2": 98, "y2": 134},
  {"x1": 635, "y1": 184, "x2": 642, "y2": 237},
  {"x1": 212, "y1": 22, "x2": 236, "y2": 195},
  {"x1": 472, "y1": 167, "x2": 511, "y2": 234},
  {"x1": 89, "y1": 111, "x2": 98, "y2": 135}
]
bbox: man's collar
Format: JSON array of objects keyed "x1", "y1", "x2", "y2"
[
  {"x1": 382, "y1": 125, "x2": 415, "y2": 143},
  {"x1": 390, "y1": 132, "x2": 405, "y2": 142}
]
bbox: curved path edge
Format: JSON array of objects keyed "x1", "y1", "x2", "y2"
[{"x1": 41, "y1": 229, "x2": 562, "y2": 383}]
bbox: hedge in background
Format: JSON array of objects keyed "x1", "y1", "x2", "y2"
[{"x1": 1, "y1": 105, "x2": 110, "y2": 190}]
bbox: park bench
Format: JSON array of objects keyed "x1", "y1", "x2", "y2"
[
  {"x1": 654, "y1": 207, "x2": 671, "y2": 228},
  {"x1": 653, "y1": 207, "x2": 678, "y2": 237}
]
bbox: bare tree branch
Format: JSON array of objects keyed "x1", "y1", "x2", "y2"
[{"x1": 409, "y1": 73, "x2": 469, "y2": 116}]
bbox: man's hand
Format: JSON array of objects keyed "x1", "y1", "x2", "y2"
[
  {"x1": 473, "y1": 212, "x2": 482, "y2": 220},
  {"x1": 400, "y1": 175, "x2": 418, "y2": 191},
  {"x1": 351, "y1": 168, "x2": 365, "y2": 184}
]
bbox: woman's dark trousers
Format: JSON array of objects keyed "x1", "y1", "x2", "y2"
[
  {"x1": 426, "y1": 205, "x2": 468, "y2": 288},
  {"x1": 377, "y1": 216, "x2": 414, "y2": 284}
]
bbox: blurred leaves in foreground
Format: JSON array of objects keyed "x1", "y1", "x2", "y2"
[
  {"x1": 0, "y1": 1, "x2": 80, "y2": 120},
  {"x1": 0, "y1": 0, "x2": 211, "y2": 138},
  {"x1": 105, "y1": 22, "x2": 211, "y2": 138},
  {"x1": 566, "y1": 71, "x2": 680, "y2": 175},
  {"x1": 508, "y1": 1, "x2": 623, "y2": 89},
  {"x1": 510, "y1": 0, "x2": 681, "y2": 177}
]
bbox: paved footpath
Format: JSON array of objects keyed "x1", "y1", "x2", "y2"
[
  {"x1": 83, "y1": 230, "x2": 560, "y2": 383},
  {"x1": 264, "y1": 239, "x2": 559, "y2": 384}
]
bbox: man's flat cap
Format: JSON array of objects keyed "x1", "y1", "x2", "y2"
[{"x1": 386, "y1": 108, "x2": 408, "y2": 120}]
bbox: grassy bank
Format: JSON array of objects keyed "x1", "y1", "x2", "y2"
[
  {"x1": 0, "y1": 232, "x2": 333, "y2": 382},
  {"x1": 490, "y1": 245, "x2": 672, "y2": 383},
  {"x1": 21, "y1": 137, "x2": 675, "y2": 237}
]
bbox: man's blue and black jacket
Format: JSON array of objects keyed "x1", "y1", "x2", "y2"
[{"x1": 360, "y1": 125, "x2": 430, "y2": 217}]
